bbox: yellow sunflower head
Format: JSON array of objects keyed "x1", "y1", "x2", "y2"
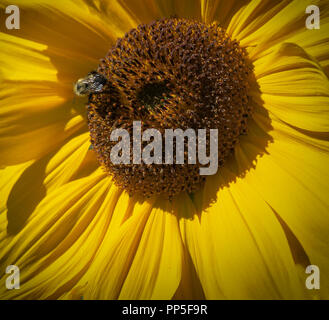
[{"x1": 0, "y1": 0, "x2": 328, "y2": 300}]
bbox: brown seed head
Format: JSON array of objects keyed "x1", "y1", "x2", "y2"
[{"x1": 86, "y1": 18, "x2": 254, "y2": 198}]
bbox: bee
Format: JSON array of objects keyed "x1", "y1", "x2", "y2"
[{"x1": 74, "y1": 71, "x2": 107, "y2": 96}]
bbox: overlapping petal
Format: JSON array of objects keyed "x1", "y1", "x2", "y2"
[
  {"x1": 81, "y1": 197, "x2": 183, "y2": 300},
  {"x1": 235, "y1": 113, "x2": 329, "y2": 298},
  {"x1": 0, "y1": 168, "x2": 112, "y2": 299},
  {"x1": 178, "y1": 181, "x2": 306, "y2": 299},
  {"x1": 254, "y1": 43, "x2": 329, "y2": 132},
  {"x1": 227, "y1": 0, "x2": 329, "y2": 72},
  {"x1": 0, "y1": 34, "x2": 85, "y2": 166}
]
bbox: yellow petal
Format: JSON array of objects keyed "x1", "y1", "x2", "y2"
[
  {"x1": 118, "y1": 0, "x2": 165, "y2": 24},
  {"x1": 80, "y1": 198, "x2": 153, "y2": 299},
  {"x1": 0, "y1": 168, "x2": 111, "y2": 299},
  {"x1": 228, "y1": 0, "x2": 329, "y2": 73},
  {"x1": 201, "y1": 0, "x2": 247, "y2": 26},
  {"x1": 62, "y1": 191, "x2": 145, "y2": 299},
  {"x1": 227, "y1": 0, "x2": 289, "y2": 41},
  {"x1": 255, "y1": 43, "x2": 329, "y2": 132},
  {"x1": 44, "y1": 133, "x2": 91, "y2": 190},
  {"x1": 0, "y1": 132, "x2": 98, "y2": 240},
  {"x1": 80, "y1": 197, "x2": 183, "y2": 300},
  {"x1": 179, "y1": 173, "x2": 306, "y2": 299},
  {"x1": 0, "y1": 163, "x2": 32, "y2": 246},
  {"x1": 236, "y1": 115, "x2": 329, "y2": 298},
  {"x1": 0, "y1": 34, "x2": 57, "y2": 82},
  {"x1": 172, "y1": 246, "x2": 206, "y2": 299},
  {"x1": 0, "y1": 33, "x2": 86, "y2": 165},
  {"x1": 280, "y1": 14, "x2": 329, "y2": 75},
  {"x1": 230, "y1": 0, "x2": 311, "y2": 47},
  {"x1": 123, "y1": 0, "x2": 201, "y2": 20},
  {"x1": 0, "y1": 104, "x2": 85, "y2": 165},
  {"x1": 0, "y1": 0, "x2": 135, "y2": 85},
  {"x1": 119, "y1": 199, "x2": 183, "y2": 299}
]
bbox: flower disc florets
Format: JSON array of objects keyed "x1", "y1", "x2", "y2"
[{"x1": 87, "y1": 18, "x2": 254, "y2": 197}]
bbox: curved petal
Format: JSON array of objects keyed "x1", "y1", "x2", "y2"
[
  {"x1": 179, "y1": 174, "x2": 307, "y2": 299},
  {"x1": 227, "y1": 0, "x2": 329, "y2": 72},
  {"x1": 201, "y1": 0, "x2": 249, "y2": 26},
  {"x1": 0, "y1": 33, "x2": 86, "y2": 165},
  {"x1": 119, "y1": 200, "x2": 183, "y2": 299},
  {"x1": 0, "y1": 163, "x2": 32, "y2": 246},
  {"x1": 0, "y1": 131, "x2": 99, "y2": 238},
  {"x1": 0, "y1": 109, "x2": 85, "y2": 166},
  {"x1": 235, "y1": 110, "x2": 329, "y2": 298},
  {"x1": 43, "y1": 132, "x2": 92, "y2": 190},
  {"x1": 0, "y1": 34, "x2": 57, "y2": 83},
  {"x1": 227, "y1": 0, "x2": 293, "y2": 44},
  {"x1": 81, "y1": 197, "x2": 183, "y2": 300},
  {"x1": 172, "y1": 248, "x2": 206, "y2": 300},
  {"x1": 122, "y1": 0, "x2": 201, "y2": 20},
  {"x1": 254, "y1": 43, "x2": 329, "y2": 132},
  {"x1": 0, "y1": 0, "x2": 136, "y2": 83},
  {"x1": 0, "y1": 168, "x2": 115, "y2": 299},
  {"x1": 63, "y1": 192, "x2": 154, "y2": 299}
]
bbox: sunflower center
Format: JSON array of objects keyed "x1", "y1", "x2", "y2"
[
  {"x1": 137, "y1": 81, "x2": 172, "y2": 111},
  {"x1": 85, "y1": 18, "x2": 254, "y2": 198}
]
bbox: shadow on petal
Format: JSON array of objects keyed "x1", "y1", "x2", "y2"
[
  {"x1": 6, "y1": 154, "x2": 50, "y2": 235},
  {"x1": 6, "y1": 131, "x2": 98, "y2": 235}
]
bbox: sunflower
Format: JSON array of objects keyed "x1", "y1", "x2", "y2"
[{"x1": 0, "y1": 0, "x2": 329, "y2": 300}]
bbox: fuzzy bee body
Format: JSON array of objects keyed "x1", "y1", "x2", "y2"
[{"x1": 74, "y1": 71, "x2": 107, "y2": 96}]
